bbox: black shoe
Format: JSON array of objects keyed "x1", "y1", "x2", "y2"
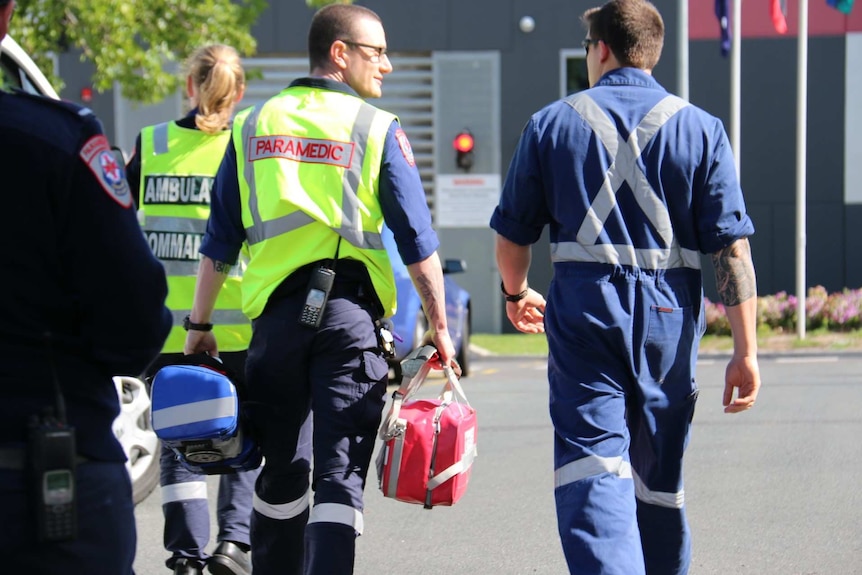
[
  {"x1": 208, "y1": 541, "x2": 251, "y2": 575},
  {"x1": 174, "y1": 558, "x2": 204, "y2": 575}
]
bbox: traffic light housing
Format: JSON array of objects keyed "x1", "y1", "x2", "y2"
[{"x1": 453, "y1": 130, "x2": 475, "y2": 171}]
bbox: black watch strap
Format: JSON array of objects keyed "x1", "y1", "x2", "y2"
[
  {"x1": 183, "y1": 315, "x2": 214, "y2": 332},
  {"x1": 500, "y1": 281, "x2": 529, "y2": 303}
]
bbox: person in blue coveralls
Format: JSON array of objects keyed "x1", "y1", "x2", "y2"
[
  {"x1": 490, "y1": 1, "x2": 762, "y2": 574},
  {"x1": 126, "y1": 44, "x2": 259, "y2": 575},
  {"x1": 0, "y1": 1, "x2": 172, "y2": 573},
  {"x1": 183, "y1": 4, "x2": 459, "y2": 575}
]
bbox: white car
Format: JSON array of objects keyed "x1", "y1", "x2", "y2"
[{"x1": 1, "y1": 36, "x2": 161, "y2": 504}]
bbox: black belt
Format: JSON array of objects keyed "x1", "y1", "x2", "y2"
[
  {"x1": 0, "y1": 447, "x2": 89, "y2": 470},
  {"x1": 266, "y1": 259, "x2": 384, "y2": 318}
]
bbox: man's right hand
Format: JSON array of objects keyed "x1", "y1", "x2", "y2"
[
  {"x1": 184, "y1": 330, "x2": 219, "y2": 358},
  {"x1": 505, "y1": 288, "x2": 546, "y2": 334}
]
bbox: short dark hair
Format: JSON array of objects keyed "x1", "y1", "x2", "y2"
[
  {"x1": 0, "y1": 1, "x2": 12, "y2": 6},
  {"x1": 582, "y1": 0, "x2": 664, "y2": 70},
  {"x1": 308, "y1": 4, "x2": 382, "y2": 71}
]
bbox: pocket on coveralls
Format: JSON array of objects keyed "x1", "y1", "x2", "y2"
[{"x1": 644, "y1": 304, "x2": 693, "y2": 385}]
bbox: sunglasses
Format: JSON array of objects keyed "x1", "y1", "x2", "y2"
[
  {"x1": 340, "y1": 40, "x2": 388, "y2": 64},
  {"x1": 581, "y1": 38, "x2": 600, "y2": 54}
]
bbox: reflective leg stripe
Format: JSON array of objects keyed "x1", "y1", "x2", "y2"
[
  {"x1": 308, "y1": 503, "x2": 365, "y2": 535},
  {"x1": 161, "y1": 480, "x2": 208, "y2": 504},
  {"x1": 554, "y1": 455, "x2": 633, "y2": 489},
  {"x1": 252, "y1": 490, "x2": 310, "y2": 521},
  {"x1": 632, "y1": 469, "x2": 685, "y2": 509}
]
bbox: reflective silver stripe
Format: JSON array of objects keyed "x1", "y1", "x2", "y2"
[
  {"x1": 152, "y1": 397, "x2": 236, "y2": 430},
  {"x1": 153, "y1": 122, "x2": 170, "y2": 155},
  {"x1": 246, "y1": 210, "x2": 315, "y2": 246},
  {"x1": 171, "y1": 309, "x2": 248, "y2": 326},
  {"x1": 240, "y1": 102, "x2": 382, "y2": 250},
  {"x1": 143, "y1": 215, "x2": 208, "y2": 234},
  {"x1": 336, "y1": 103, "x2": 384, "y2": 250},
  {"x1": 241, "y1": 105, "x2": 266, "y2": 244},
  {"x1": 554, "y1": 454, "x2": 633, "y2": 489},
  {"x1": 563, "y1": 92, "x2": 690, "y2": 269},
  {"x1": 308, "y1": 502, "x2": 364, "y2": 534},
  {"x1": 253, "y1": 491, "x2": 310, "y2": 520},
  {"x1": 161, "y1": 480, "x2": 208, "y2": 504},
  {"x1": 551, "y1": 241, "x2": 702, "y2": 270},
  {"x1": 632, "y1": 469, "x2": 685, "y2": 509},
  {"x1": 158, "y1": 260, "x2": 242, "y2": 277}
]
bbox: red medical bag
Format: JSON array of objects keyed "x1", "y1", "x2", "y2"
[{"x1": 377, "y1": 346, "x2": 477, "y2": 508}]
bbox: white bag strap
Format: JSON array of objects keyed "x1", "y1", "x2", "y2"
[
  {"x1": 427, "y1": 443, "x2": 477, "y2": 490},
  {"x1": 378, "y1": 345, "x2": 438, "y2": 441}
]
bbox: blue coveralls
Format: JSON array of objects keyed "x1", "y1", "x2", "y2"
[
  {"x1": 202, "y1": 77, "x2": 438, "y2": 575},
  {"x1": 0, "y1": 90, "x2": 171, "y2": 573},
  {"x1": 490, "y1": 68, "x2": 755, "y2": 575},
  {"x1": 128, "y1": 114, "x2": 260, "y2": 571}
]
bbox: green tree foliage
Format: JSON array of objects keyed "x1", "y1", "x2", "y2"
[
  {"x1": 305, "y1": 0, "x2": 353, "y2": 8},
  {"x1": 12, "y1": 0, "x2": 267, "y2": 104}
]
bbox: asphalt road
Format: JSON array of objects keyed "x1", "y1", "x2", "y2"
[{"x1": 133, "y1": 353, "x2": 862, "y2": 575}]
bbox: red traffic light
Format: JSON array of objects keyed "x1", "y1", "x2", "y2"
[{"x1": 453, "y1": 131, "x2": 474, "y2": 153}]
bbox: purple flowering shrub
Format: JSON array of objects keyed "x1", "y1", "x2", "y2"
[{"x1": 703, "y1": 286, "x2": 862, "y2": 334}]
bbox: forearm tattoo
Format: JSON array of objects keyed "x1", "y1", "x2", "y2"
[
  {"x1": 415, "y1": 273, "x2": 443, "y2": 324},
  {"x1": 711, "y1": 238, "x2": 757, "y2": 306},
  {"x1": 210, "y1": 259, "x2": 232, "y2": 276}
]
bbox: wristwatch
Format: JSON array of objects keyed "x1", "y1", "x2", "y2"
[
  {"x1": 500, "y1": 281, "x2": 529, "y2": 303},
  {"x1": 183, "y1": 315, "x2": 213, "y2": 332}
]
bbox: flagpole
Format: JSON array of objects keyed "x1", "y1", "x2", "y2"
[
  {"x1": 796, "y1": 0, "x2": 808, "y2": 339},
  {"x1": 731, "y1": 0, "x2": 742, "y2": 175},
  {"x1": 677, "y1": 0, "x2": 689, "y2": 100}
]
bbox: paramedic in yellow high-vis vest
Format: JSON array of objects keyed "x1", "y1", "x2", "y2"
[
  {"x1": 183, "y1": 5, "x2": 459, "y2": 575},
  {"x1": 126, "y1": 45, "x2": 258, "y2": 575}
]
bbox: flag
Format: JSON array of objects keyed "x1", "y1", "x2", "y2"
[
  {"x1": 826, "y1": 0, "x2": 854, "y2": 13},
  {"x1": 771, "y1": 0, "x2": 788, "y2": 33},
  {"x1": 716, "y1": 0, "x2": 731, "y2": 57}
]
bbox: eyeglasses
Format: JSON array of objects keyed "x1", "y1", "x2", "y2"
[
  {"x1": 581, "y1": 38, "x2": 600, "y2": 54},
  {"x1": 340, "y1": 40, "x2": 388, "y2": 63}
]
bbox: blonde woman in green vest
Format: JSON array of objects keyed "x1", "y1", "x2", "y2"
[{"x1": 126, "y1": 44, "x2": 258, "y2": 575}]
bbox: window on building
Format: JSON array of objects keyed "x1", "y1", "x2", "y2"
[{"x1": 559, "y1": 49, "x2": 589, "y2": 98}]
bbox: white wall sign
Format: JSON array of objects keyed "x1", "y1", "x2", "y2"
[{"x1": 435, "y1": 173, "x2": 501, "y2": 228}]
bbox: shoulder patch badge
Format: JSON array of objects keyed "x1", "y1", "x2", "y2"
[
  {"x1": 79, "y1": 135, "x2": 132, "y2": 208},
  {"x1": 394, "y1": 128, "x2": 415, "y2": 168}
]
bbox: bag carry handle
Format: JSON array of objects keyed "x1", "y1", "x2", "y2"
[{"x1": 378, "y1": 346, "x2": 470, "y2": 441}]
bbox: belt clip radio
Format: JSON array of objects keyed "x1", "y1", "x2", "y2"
[
  {"x1": 28, "y1": 333, "x2": 78, "y2": 542},
  {"x1": 299, "y1": 238, "x2": 342, "y2": 329},
  {"x1": 28, "y1": 412, "x2": 77, "y2": 542}
]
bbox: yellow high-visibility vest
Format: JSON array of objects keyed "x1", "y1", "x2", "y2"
[
  {"x1": 232, "y1": 86, "x2": 397, "y2": 319},
  {"x1": 139, "y1": 121, "x2": 250, "y2": 352}
]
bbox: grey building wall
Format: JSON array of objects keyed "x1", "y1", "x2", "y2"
[
  {"x1": 690, "y1": 35, "x2": 848, "y2": 296},
  {"x1": 53, "y1": 1, "x2": 854, "y2": 330}
]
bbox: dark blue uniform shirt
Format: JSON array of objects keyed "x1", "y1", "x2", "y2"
[
  {"x1": 0, "y1": 90, "x2": 171, "y2": 461},
  {"x1": 201, "y1": 77, "x2": 438, "y2": 269}
]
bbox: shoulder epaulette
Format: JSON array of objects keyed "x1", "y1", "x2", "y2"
[{"x1": 7, "y1": 88, "x2": 96, "y2": 122}]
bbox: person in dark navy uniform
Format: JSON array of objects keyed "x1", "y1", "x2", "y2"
[
  {"x1": 492, "y1": 1, "x2": 761, "y2": 574},
  {"x1": 0, "y1": 1, "x2": 172, "y2": 573},
  {"x1": 184, "y1": 5, "x2": 459, "y2": 574}
]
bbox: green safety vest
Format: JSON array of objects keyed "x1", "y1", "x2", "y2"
[
  {"x1": 232, "y1": 86, "x2": 398, "y2": 320},
  {"x1": 138, "y1": 121, "x2": 251, "y2": 352}
]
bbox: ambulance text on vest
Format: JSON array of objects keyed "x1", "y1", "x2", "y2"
[{"x1": 143, "y1": 175, "x2": 213, "y2": 205}]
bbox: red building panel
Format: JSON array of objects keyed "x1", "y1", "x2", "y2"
[{"x1": 689, "y1": 1, "x2": 862, "y2": 39}]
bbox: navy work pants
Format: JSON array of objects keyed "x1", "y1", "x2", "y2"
[
  {"x1": 0, "y1": 460, "x2": 136, "y2": 574},
  {"x1": 244, "y1": 282, "x2": 389, "y2": 575},
  {"x1": 546, "y1": 264, "x2": 704, "y2": 575},
  {"x1": 151, "y1": 351, "x2": 258, "y2": 570}
]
